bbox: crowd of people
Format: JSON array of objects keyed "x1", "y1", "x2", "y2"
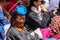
[{"x1": 0, "y1": 0, "x2": 60, "y2": 40}]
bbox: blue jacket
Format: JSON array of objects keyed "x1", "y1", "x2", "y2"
[{"x1": 0, "y1": 9, "x2": 9, "y2": 40}]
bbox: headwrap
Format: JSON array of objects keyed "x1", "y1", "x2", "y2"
[{"x1": 16, "y1": 5, "x2": 27, "y2": 15}]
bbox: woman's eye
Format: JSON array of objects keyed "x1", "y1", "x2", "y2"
[{"x1": 19, "y1": 18, "x2": 21, "y2": 20}]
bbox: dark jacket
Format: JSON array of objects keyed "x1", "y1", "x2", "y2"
[
  {"x1": 26, "y1": 10, "x2": 50, "y2": 31},
  {"x1": 6, "y1": 27, "x2": 39, "y2": 40}
]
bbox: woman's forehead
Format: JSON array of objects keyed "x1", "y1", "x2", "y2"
[
  {"x1": 21, "y1": 0, "x2": 30, "y2": 2},
  {"x1": 17, "y1": 15, "x2": 25, "y2": 18},
  {"x1": 38, "y1": 0, "x2": 44, "y2": 1}
]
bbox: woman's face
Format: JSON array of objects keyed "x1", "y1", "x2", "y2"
[
  {"x1": 14, "y1": 15, "x2": 25, "y2": 26},
  {"x1": 34, "y1": 0, "x2": 43, "y2": 7}
]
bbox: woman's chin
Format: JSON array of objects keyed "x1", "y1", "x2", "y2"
[{"x1": 19, "y1": 24, "x2": 24, "y2": 26}]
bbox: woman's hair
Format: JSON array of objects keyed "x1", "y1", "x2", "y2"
[
  {"x1": 30, "y1": 0, "x2": 38, "y2": 6},
  {"x1": 30, "y1": 0, "x2": 45, "y2": 6},
  {"x1": 10, "y1": 10, "x2": 21, "y2": 26},
  {"x1": 10, "y1": 9, "x2": 26, "y2": 26}
]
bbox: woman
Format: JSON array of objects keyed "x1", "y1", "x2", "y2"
[
  {"x1": 28, "y1": 0, "x2": 51, "y2": 38},
  {"x1": 6, "y1": 5, "x2": 39, "y2": 40},
  {"x1": 28, "y1": 0, "x2": 50, "y2": 29}
]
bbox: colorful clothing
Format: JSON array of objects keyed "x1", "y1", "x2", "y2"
[
  {"x1": 5, "y1": 0, "x2": 18, "y2": 15},
  {"x1": 51, "y1": 16, "x2": 60, "y2": 38},
  {"x1": 0, "y1": 8, "x2": 9, "y2": 40}
]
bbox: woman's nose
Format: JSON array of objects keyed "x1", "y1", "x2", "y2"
[{"x1": 21, "y1": 19, "x2": 25, "y2": 22}]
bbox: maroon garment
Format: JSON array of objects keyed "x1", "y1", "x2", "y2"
[
  {"x1": 53, "y1": 34, "x2": 60, "y2": 38},
  {"x1": 5, "y1": 0, "x2": 17, "y2": 15}
]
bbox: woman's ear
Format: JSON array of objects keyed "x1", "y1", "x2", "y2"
[
  {"x1": 12, "y1": 18, "x2": 16, "y2": 24},
  {"x1": 34, "y1": 2, "x2": 36, "y2": 6}
]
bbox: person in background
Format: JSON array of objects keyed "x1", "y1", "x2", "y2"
[
  {"x1": 49, "y1": 0, "x2": 60, "y2": 11},
  {"x1": 49, "y1": 2, "x2": 60, "y2": 39},
  {"x1": 20, "y1": 0, "x2": 32, "y2": 31},
  {"x1": 20, "y1": 0, "x2": 30, "y2": 7},
  {"x1": 53, "y1": 1, "x2": 60, "y2": 15},
  {"x1": 4, "y1": 0, "x2": 30, "y2": 37},
  {"x1": 28, "y1": 0, "x2": 49, "y2": 29},
  {"x1": 44, "y1": 0, "x2": 49, "y2": 9},
  {"x1": 5, "y1": 0, "x2": 20, "y2": 15},
  {"x1": 28, "y1": 0, "x2": 51, "y2": 39},
  {"x1": 5, "y1": 0, "x2": 30, "y2": 21},
  {"x1": 49, "y1": 1, "x2": 60, "y2": 18},
  {"x1": 28, "y1": 0, "x2": 47, "y2": 38},
  {"x1": 50, "y1": 16, "x2": 60, "y2": 39},
  {"x1": 6, "y1": 5, "x2": 39, "y2": 40},
  {"x1": 0, "y1": 0, "x2": 9, "y2": 40}
]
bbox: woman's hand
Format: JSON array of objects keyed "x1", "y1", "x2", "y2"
[
  {"x1": 53, "y1": 9, "x2": 57, "y2": 16},
  {"x1": 41, "y1": 5, "x2": 48, "y2": 12}
]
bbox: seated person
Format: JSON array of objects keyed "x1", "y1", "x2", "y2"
[{"x1": 6, "y1": 5, "x2": 39, "y2": 40}]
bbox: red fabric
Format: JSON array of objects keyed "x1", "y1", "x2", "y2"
[
  {"x1": 5, "y1": 1, "x2": 17, "y2": 15},
  {"x1": 53, "y1": 34, "x2": 60, "y2": 38},
  {"x1": 51, "y1": 16, "x2": 60, "y2": 34},
  {"x1": 40, "y1": 27, "x2": 51, "y2": 38},
  {"x1": 10, "y1": 0, "x2": 15, "y2": 1}
]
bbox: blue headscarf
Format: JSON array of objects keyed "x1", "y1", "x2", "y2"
[{"x1": 16, "y1": 5, "x2": 27, "y2": 15}]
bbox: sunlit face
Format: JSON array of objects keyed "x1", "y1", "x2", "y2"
[{"x1": 14, "y1": 15, "x2": 25, "y2": 26}]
